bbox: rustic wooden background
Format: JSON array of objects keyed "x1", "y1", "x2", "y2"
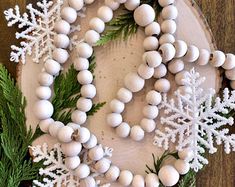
[{"x1": 0, "y1": 0, "x2": 234, "y2": 186}]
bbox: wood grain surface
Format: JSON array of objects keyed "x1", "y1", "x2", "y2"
[{"x1": 0, "y1": 0, "x2": 234, "y2": 187}]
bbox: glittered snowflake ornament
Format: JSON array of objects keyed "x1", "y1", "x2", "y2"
[{"x1": 154, "y1": 68, "x2": 235, "y2": 172}]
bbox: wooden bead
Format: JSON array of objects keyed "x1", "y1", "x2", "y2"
[
  {"x1": 116, "y1": 0, "x2": 127, "y2": 3},
  {"x1": 83, "y1": 134, "x2": 97, "y2": 149},
  {"x1": 74, "y1": 127, "x2": 91, "y2": 143},
  {"x1": 143, "y1": 51, "x2": 162, "y2": 68},
  {"x1": 174, "y1": 159, "x2": 190, "y2": 175},
  {"x1": 177, "y1": 86, "x2": 192, "y2": 96},
  {"x1": 85, "y1": 30, "x2": 100, "y2": 46},
  {"x1": 71, "y1": 110, "x2": 87, "y2": 125},
  {"x1": 222, "y1": 53, "x2": 235, "y2": 70},
  {"x1": 161, "y1": 19, "x2": 177, "y2": 34},
  {"x1": 143, "y1": 36, "x2": 159, "y2": 51},
  {"x1": 89, "y1": 17, "x2": 105, "y2": 33},
  {"x1": 140, "y1": 118, "x2": 156, "y2": 132},
  {"x1": 97, "y1": 6, "x2": 113, "y2": 22},
  {"x1": 119, "y1": 170, "x2": 134, "y2": 186},
  {"x1": 175, "y1": 71, "x2": 190, "y2": 85},
  {"x1": 210, "y1": 50, "x2": 226, "y2": 67},
  {"x1": 154, "y1": 78, "x2": 171, "y2": 93},
  {"x1": 153, "y1": 64, "x2": 167, "y2": 78},
  {"x1": 174, "y1": 40, "x2": 188, "y2": 58},
  {"x1": 146, "y1": 90, "x2": 162, "y2": 105},
  {"x1": 184, "y1": 45, "x2": 199, "y2": 62},
  {"x1": 225, "y1": 68, "x2": 235, "y2": 80},
  {"x1": 159, "y1": 43, "x2": 176, "y2": 63},
  {"x1": 105, "y1": 165, "x2": 120, "y2": 182},
  {"x1": 159, "y1": 33, "x2": 175, "y2": 45},
  {"x1": 84, "y1": 0, "x2": 95, "y2": 4},
  {"x1": 39, "y1": 118, "x2": 54, "y2": 133},
  {"x1": 38, "y1": 72, "x2": 53, "y2": 86},
  {"x1": 124, "y1": 72, "x2": 145, "y2": 92},
  {"x1": 145, "y1": 22, "x2": 161, "y2": 36},
  {"x1": 134, "y1": 4, "x2": 155, "y2": 27},
  {"x1": 57, "y1": 126, "x2": 74, "y2": 143},
  {"x1": 138, "y1": 63, "x2": 154, "y2": 80},
  {"x1": 105, "y1": 0, "x2": 120, "y2": 10},
  {"x1": 145, "y1": 173, "x2": 160, "y2": 187},
  {"x1": 77, "y1": 42, "x2": 93, "y2": 58},
  {"x1": 132, "y1": 175, "x2": 145, "y2": 187},
  {"x1": 116, "y1": 122, "x2": 131, "y2": 138},
  {"x1": 54, "y1": 34, "x2": 70, "y2": 49},
  {"x1": 168, "y1": 59, "x2": 184, "y2": 74},
  {"x1": 36, "y1": 86, "x2": 52, "y2": 100},
  {"x1": 65, "y1": 156, "x2": 80, "y2": 170},
  {"x1": 61, "y1": 141, "x2": 82, "y2": 156},
  {"x1": 68, "y1": 0, "x2": 84, "y2": 11},
  {"x1": 124, "y1": 0, "x2": 140, "y2": 10},
  {"x1": 77, "y1": 70, "x2": 93, "y2": 85},
  {"x1": 107, "y1": 113, "x2": 122, "y2": 127},
  {"x1": 34, "y1": 100, "x2": 54, "y2": 120},
  {"x1": 67, "y1": 123, "x2": 80, "y2": 130},
  {"x1": 110, "y1": 99, "x2": 125, "y2": 113},
  {"x1": 162, "y1": 5, "x2": 178, "y2": 19},
  {"x1": 95, "y1": 158, "x2": 111, "y2": 173},
  {"x1": 143, "y1": 105, "x2": 159, "y2": 119},
  {"x1": 74, "y1": 57, "x2": 89, "y2": 71},
  {"x1": 54, "y1": 20, "x2": 70, "y2": 35},
  {"x1": 196, "y1": 49, "x2": 210, "y2": 66},
  {"x1": 88, "y1": 145, "x2": 104, "y2": 161},
  {"x1": 75, "y1": 164, "x2": 90, "y2": 179},
  {"x1": 158, "y1": 0, "x2": 174, "y2": 7},
  {"x1": 49, "y1": 121, "x2": 64, "y2": 137},
  {"x1": 76, "y1": 97, "x2": 92, "y2": 112},
  {"x1": 117, "y1": 87, "x2": 133, "y2": 103},
  {"x1": 61, "y1": 7, "x2": 77, "y2": 23},
  {"x1": 53, "y1": 48, "x2": 69, "y2": 64},
  {"x1": 45, "y1": 59, "x2": 61, "y2": 75},
  {"x1": 230, "y1": 80, "x2": 235, "y2": 90},
  {"x1": 158, "y1": 165, "x2": 179, "y2": 186},
  {"x1": 130, "y1": 126, "x2": 144, "y2": 141},
  {"x1": 80, "y1": 176, "x2": 96, "y2": 187},
  {"x1": 81, "y1": 84, "x2": 96, "y2": 98}
]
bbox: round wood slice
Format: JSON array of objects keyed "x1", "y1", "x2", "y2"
[{"x1": 18, "y1": 0, "x2": 221, "y2": 186}]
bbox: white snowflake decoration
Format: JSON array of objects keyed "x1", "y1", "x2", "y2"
[
  {"x1": 31, "y1": 143, "x2": 113, "y2": 187},
  {"x1": 154, "y1": 68, "x2": 235, "y2": 172}
]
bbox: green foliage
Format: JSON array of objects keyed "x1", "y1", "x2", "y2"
[{"x1": 0, "y1": 64, "x2": 42, "y2": 187}]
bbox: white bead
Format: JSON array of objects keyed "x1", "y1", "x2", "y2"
[
  {"x1": 74, "y1": 57, "x2": 89, "y2": 71},
  {"x1": 95, "y1": 158, "x2": 111, "y2": 173},
  {"x1": 184, "y1": 45, "x2": 199, "y2": 62},
  {"x1": 143, "y1": 105, "x2": 159, "y2": 119},
  {"x1": 89, "y1": 17, "x2": 105, "y2": 33},
  {"x1": 110, "y1": 99, "x2": 125, "y2": 113},
  {"x1": 105, "y1": 0, "x2": 120, "y2": 10},
  {"x1": 97, "y1": 6, "x2": 113, "y2": 22},
  {"x1": 124, "y1": 72, "x2": 145, "y2": 92},
  {"x1": 73, "y1": 127, "x2": 90, "y2": 143},
  {"x1": 158, "y1": 0, "x2": 174, "y2": 7},
  {"x1": 161, "y1": 20, "x2": 176, "y2": 34},
  {"x1": 153, "y1": 64, "x2": 167, "y2": 78},
  {"x1": 57, "y1": 126, "x2": 74, "y2": 143},
  {"x1": 159, "y1": 33, "x2": 175, "y2": 45},
  {"x1": 158, "y1": 165, "x2": 179, "y2": 187},
  {"x1": 178, "y1": 148, "x2": 193, "y2": 161},
  {"x1": 84, "y1": 0, "x2": 95, "y2": 4},
  {"x1": 162, "y1": 5, "x2": 178, "y2": 19},
  {"x1": 210, "y1": 50, "x2": 226, "y2": 67},
  {"x1": 39, "y1": 118, "x2": 54, "y2": 133},
  {"x1": 146, "y1": 90, "x2": 162, "y2": 105},
  {"x1": 143, "y1": 51, "x2": 162, "y2": 68},
  {"x1": 154, "y1": 78, "x2": 171, "y2": 93},
  {"x1": 145, "y1": 173, "x2": 160, "y2": 187},
  {"x1": 222, "y1": 53, "x2": 235, "y2": 70},
  {"x1": 143, "y1": 36, "x2": 159, "y2": 51},
  {"x1": 36, "y1": 86, "x2": 51, "y2": 100},
  {"x1": 61, "y1": 141, "x2": 82, "y2": 156},
  {"x1": 175, "y1": 71, "x2": 190, "y2": 85},
  {"x1": 105, "y1": 165, "x2": 120, "y2": 182},
  {"x1": 130, "y1": 126, "x2": 144, "y2": 141},
  {"x1": 140, "y1": 118, "x2": 156, "y2": 133},
  {"x1": 177, "y1": 86, "x2": 192, "y2": 96},
  {"x1": 196, "y1": 49, "x2": 210, "y2": 66},
  {"x1": 174, "y1": 40, "x2": 188, "y2": 58},
  {"x1": 138, "y1": 63, "x2": 154, "y2": 79},
  {"x1": 77, "y1": 70, "x2": 93, "y2": 85},
  {"x1": 49, "y1": 121, "x2": 64, "y2": 137},
  {"x1": 83, "y1": 134, "x2": 97, "y2": 149},
  {"x1": 225, "y1": 68, "x2": 235, "y2": 80},
  {"x1": 67, "y1": 123, "x2": 80, "y2": 130},
  {"x1": 134, "y1": 4, "x2": 155, "y2": 27},
  {"x1": 76, "y1": 97, "x2": 92, "y2": 112},
  {"x1": 52, "y1": 48, "x2": 69, "y2": 64},
  {"x1": 75, "y1": 164, "x2": 90, "y2": 179},
  {"x1": 77, "y1": 42, "x2": 93, "y2": 58},
  {"x1": 68, "y1": 0, "x2": 84, "y2": 11},
  {"x1": 168, "y1": 59, "x2": 184, "y2": 74},
  {"x1": 124, "y1": 0, "x2": 140, "y2": 10},
  {"x1": 71, "y1": 110, "x2": 87, "y2": 125},
  {"x1": 34, "y1": 100, "x2": 54, "y2": 120},
  {"x1": 54, "y1": 20, "x2": 70, "y2": 35},
  {"x1": 116, "y1": 0, "x2": 127, "y2": 3},
  {"x1": 65, "y1": 156, "x2": 80, "y2": 170},
  {"x1": 89, "y1": 145, "x2": 104, "y2": 161},
  {"x1": 107, "y1": 113, "x2": 122, "y2": 127},
  {"x1": 54, "y1": 34, "x2": 70, "y2": 49},
  {"x1": 145, "y1": 22, "x2": 161, "y2": 36},
  {"x1": 61, "y1": 7, "x2": 77, "y2": 23},
  {"x1": 80, "y1": 177, "x2": 96, "y2": 187},
  {"x1": 132, "y1": 175, "x2": 145, "y2": 187},
  {"x1": 81, "y1": 84, "x2": 96, "y2": 98},
  {"x1": 174, "y1": 159, "x2": 190, "y2": 175},
  {"x1": 117, "y1": 88, "x2": 133, "y2": 103},
  {"x1": 118, "y1": 170, "x2": 133, "y2": 186},
  {"x1": 38, "y1": 72, "x2": 53, "y2": 86},
  {"x1": 116, "y1": 122, "x2": 131, "y2": 138},
  {"x1": 85, "y1": 30, "x2": 100, "y2": 46},
  {"x1": 230, "y1": 80, "x2": 235, "y2": 89},
  {"x1": 159, "y1": 43, "x2": 176, "y2": 63},
  {"x1": 44, "y1": 59, "x2": 61, "y2": 75}
]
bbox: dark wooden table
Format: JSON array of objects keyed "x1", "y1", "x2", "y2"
[{"x1": 0, "y1": 0, "x2": 234, "y2": 186}]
